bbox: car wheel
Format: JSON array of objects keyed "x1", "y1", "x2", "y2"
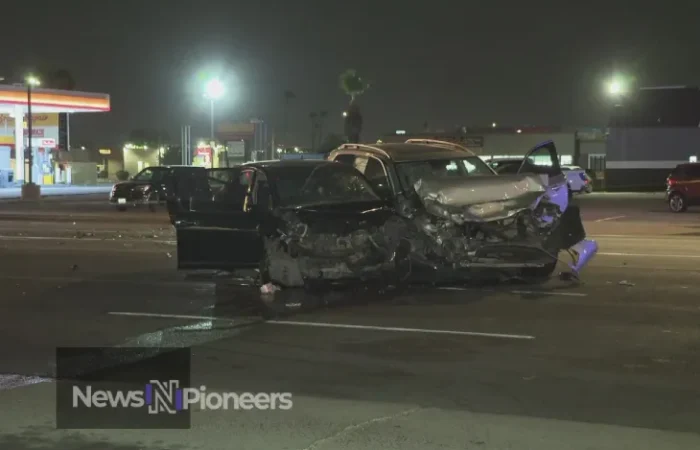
[
  {"x1": 147, "y1": 192, "x2": 158, "y2": 212},
  {"x1": 668, "y1": 193, "x2": 687, "y2": 213}
]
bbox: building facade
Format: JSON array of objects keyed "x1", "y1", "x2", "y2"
[{"x1": 605, "y1": 86, "x2": 700, "y2": 191}]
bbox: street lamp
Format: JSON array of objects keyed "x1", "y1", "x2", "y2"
[
  {"x1": 204, "y1": 78, "x2": 224, "y2": 140},
  {"x1": 25, "y1": 75, "x2": 40, "y2": 185}
]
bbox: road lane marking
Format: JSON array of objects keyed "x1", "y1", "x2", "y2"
[
  {"x1": 109, "y1": 311, "x2": 235, "y2": 322},
  {"x1": 107, "y1": 312, "x2": 535, "y2": 340},
  {"x1": 0, "y1": 274, "x2": 211, "y2": 289},
  {"x1": 599, "y1": 252, "x2": 700, "y2": 259},
  {"x1": 268, "y1": 320, "x2": 535, "y2": 340},
  {"x1": 438, "y1": 287, "x2": 587, "y2": 297},
  {"x1": 0, "y1": 234, "x2": 175, "y2": 244},
  {"x1": 594, "y1": 215, "x2": 626, "y2": 222},
  {"x1": 0, "y1": 374, "x2": 53, "y2": 391},
  {"x1": 509, "y1": 290, "x2": 588, "y2": 297}
]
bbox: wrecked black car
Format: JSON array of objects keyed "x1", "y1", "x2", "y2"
[
  {"x1": 327, "y1": 139, "x2": 598, "y2": 281},
  {"x1": 167, "y1": 160, "x2": 407, "y2": 288}
]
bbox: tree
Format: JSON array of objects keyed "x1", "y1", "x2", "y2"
[
  {"x1": 317, "y1": 133, "x2": 347, "y2": 153},
  {"x1": 339, "y1": 69, "x2": 370, "y2": 143}
]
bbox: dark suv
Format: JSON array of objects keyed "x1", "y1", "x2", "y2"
[{"x1": 666, "y1": 163, "x2": 700, "y2": 212}]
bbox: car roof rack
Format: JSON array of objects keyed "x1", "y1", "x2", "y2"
[
  {"x1": 337, "y1": 143, "x2": 392, "y2": 159},
  {"x1": 404, "y1": 138, "x2": 477, "y2": 156}
]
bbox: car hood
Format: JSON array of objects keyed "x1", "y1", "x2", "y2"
[{"x1": 413, "y1": 174, "x2": 549, "y2": 222}]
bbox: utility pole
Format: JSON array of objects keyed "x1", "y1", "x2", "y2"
[{"x1": 26, "y1": 82, "x2": 33, "y2": 184}]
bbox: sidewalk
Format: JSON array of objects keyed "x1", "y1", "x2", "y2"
[{"x1": 0, "y1": 185, "x2": 113, "y2": 200}]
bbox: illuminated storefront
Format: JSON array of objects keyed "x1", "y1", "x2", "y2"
[{"x1": 0, "y1": 84, "x2": 110, "y2": 185}]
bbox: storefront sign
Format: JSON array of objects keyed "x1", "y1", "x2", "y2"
[
  {"x1": 41, "y1": 138, "x2": 56, "y2": 148},
  {"x1": 24, "y1": 129, "x2": 45, "y2": 137}
]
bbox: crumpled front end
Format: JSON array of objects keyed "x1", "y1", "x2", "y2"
[
  {"x1": 262, "y1": 208, "x2": 404, "y2": 288},
  {"x1": 403, "y1": 174, "x2": 597, "y2": 278}
]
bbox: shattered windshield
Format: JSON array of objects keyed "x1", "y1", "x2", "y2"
[
  {"x1": 273, "y1": 164, "x2": 381, "y2": 207},
  {"x1": 395, "y1": 157, "x2": 495, "y2": 192}
]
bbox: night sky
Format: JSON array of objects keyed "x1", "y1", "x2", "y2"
[{"x1": 1, "y1": 2, "x2": 698, "y2": 149}]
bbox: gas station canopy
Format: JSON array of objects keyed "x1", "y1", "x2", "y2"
[{"x1": 0, "y1": 84, "x2": 110, "y2": 114}]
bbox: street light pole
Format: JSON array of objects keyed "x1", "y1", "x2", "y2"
[
  {"x1": 26, "y1": 82, "x2": 33, "y2": 185},
  {"x1": 210, "y1": 98, "x2": 215, "y2": 140}
]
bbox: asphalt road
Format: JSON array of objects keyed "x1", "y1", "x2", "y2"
[{"x1": 0, "y1": 193, "x2": 699, "y2": 449}]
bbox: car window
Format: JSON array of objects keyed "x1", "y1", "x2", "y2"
[
  {"x1": 274, "y1": 164, "x2": 380, "y2": 207},
  {"x1": 253, "y1": 172, "x2": 272, "y2": 210},
  {"x1": 355, "y1": 157, "x2": 391, "y2": 198},
  {"x1": 685, "y1": 165, "x2": 700, "y2": 178},
  {"x1": 209, "y1": 168, "x2": 251, "y2": 209},
  {"x1": 133, "y1": 168, "x2": 154, "y2": 181},
  {"x1": 333, "y1": 154, "x2": 356, "y2": 166}
]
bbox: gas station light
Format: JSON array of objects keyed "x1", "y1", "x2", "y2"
[{"x1": 25, "y1": 75, "x2": 40, "y2": 86}]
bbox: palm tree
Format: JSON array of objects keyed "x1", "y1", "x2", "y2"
[{"x1": 339, "y1": 69, "x2": 370, "y2": 143}]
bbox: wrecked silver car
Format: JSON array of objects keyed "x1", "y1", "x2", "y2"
[{"x1": 327, "y1": 139, "x2": 597, "y2": 281}]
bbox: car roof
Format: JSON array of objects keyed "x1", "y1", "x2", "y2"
[
  {"x1": 243, "y1": 159, "x2": 334, "y2": 169},
  {"x1": 336, "y1": 143, "x2": 477, "y2": 163}
]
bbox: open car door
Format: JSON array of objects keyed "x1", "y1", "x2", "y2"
[
  {"x1": 167, "y1": 167, "x2": 264, "y2": 271},
  {"x1": 517, "y1": 140, "x2": 569, "y2": 211}
]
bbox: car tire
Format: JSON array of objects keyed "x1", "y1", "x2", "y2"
[
  {"x1": 668, "y1": 193, "x2": 687, "y2": 213},
  {"x1": 147, "y1": 192, "x2": 158, "y2": 212}
]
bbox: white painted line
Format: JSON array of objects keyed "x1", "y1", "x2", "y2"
[
  {"x1": 109, "y1": 311, "x2": 234, "y2": 322},
  {"x1": 509, "y1": 290, "x2": 588, "y2": 297},
  {"x1": 0, "y1": 275, "x2": 211, "y2": 289},
  {"x1": 107, "y1": 312, "x2": 535, "y2": 340},
  {"x1": 439, "y1": 287, "x2": 587, "y2": 298},
  {"x1": 0, "y1": 374, "x2": 53, "y2": 391},
  {"x1": 267, "y1": 320, "x2": 536, "y2": 340},
  {"x1": 594, "y1": 215, "x2": 626, "y2": 222},
  {"x1": 599, "y1": 252, "x2": 700, "y2": 259},
  {"x1": 0, "y1": 234, "x2": 175, "y2": 244}
]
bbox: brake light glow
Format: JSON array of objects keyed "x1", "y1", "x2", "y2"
[{"x1": 667, "y1": 177, "x2": 677, "y2": 187}]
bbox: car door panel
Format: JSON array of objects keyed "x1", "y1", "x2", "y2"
[
  {"x1": 518, "y1": 140, "x2": 568, "y2": 211},
  {"x1": 169, "y1": 167, "x2": 263, "y2": 270}
]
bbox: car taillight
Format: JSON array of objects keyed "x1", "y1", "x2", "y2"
[{"x1": 667, "y1": 177, "x2": 676, "y2": 187}]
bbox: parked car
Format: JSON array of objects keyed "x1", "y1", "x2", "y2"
[
  {"x1": 666, "y1": 162, "x2": 700, "y2": 212},
  {"x1": 326, "y1": 139, "x2": 597, "y2": 281},
  {"x1": 110, "y1": 166, "x2": 205, "y2": 211},
  {"x1": 562, "y1": 165, "x2": 593, "y2": 194}
]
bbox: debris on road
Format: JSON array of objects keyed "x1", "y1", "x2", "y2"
[
  {"x1": 260, "y1": 283, "x2": 280, "y2": 295},
  {"x1": 71, "y1": 264, "x2": 79, "y2": 271},
  {"x1": 618, "y1": 280, "x2": 635, "y2": 287},
  {"x1": 166, "y1": 252, "x2": 172, "y2": 258}
]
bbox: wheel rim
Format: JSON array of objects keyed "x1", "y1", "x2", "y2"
[{"x1": 670, "y1": 195, "x2": 684, "y2": 211}]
